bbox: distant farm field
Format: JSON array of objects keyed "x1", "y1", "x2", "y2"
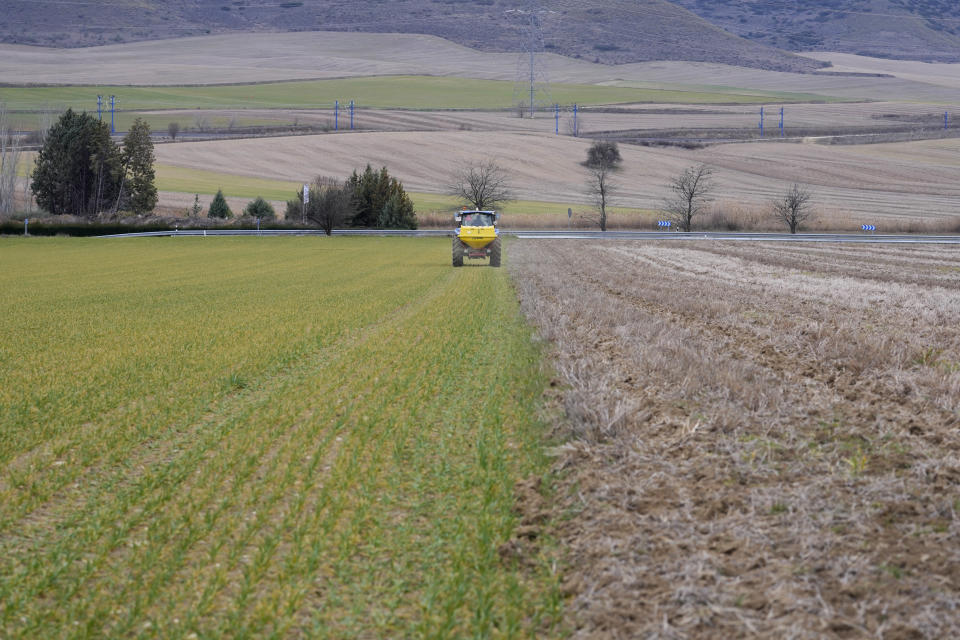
[
  {"x1": 0, "y1": 237, "x2": 561, "y2": 638},
  {"x1": 0, "y1": 75, "x2": 835, "y2": 113},
  {"x1": 154, "y1": 132, "x2": 960, "y2": 224}
]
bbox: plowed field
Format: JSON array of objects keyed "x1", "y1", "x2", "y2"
[{"x1": 509, "y1": 240, "x2": 960, "y2": 638}]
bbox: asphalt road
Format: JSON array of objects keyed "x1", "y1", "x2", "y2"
[{"x1": 99, "y1": 229, "x2": 960, "y2": 244}]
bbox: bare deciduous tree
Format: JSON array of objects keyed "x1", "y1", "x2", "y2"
[
  {"x1": 664, "y1": 164, "x2": 713, "y2": 232},
  {"x1": 306, "y1": 176, "x2": 353, "y2": 236},
  {"x1": 0, "y1": 104, "x2": 23, "y2": 217},
  {"x1": 168, "y1": 121, "x2": 180, "y2": 141},
  {"x1": 583, "y1": 140, "x2": 622, "y2": 231},
  {"x1": 772, "y1": 183, "x2": 813, "y2": 234},
  {"x1": 448, "y1": 160, "x2": 514, "y2": 211}
]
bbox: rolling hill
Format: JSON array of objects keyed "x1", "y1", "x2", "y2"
[
  {"x1": 673, "y1": 0, "x2": 960, "y2": 62},
  {"x1": 0, "y1": 0, "x2": 822, "y2": 72}
]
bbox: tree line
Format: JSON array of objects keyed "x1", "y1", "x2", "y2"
[
  {"x1": 15, "y1": 109, "x2": 420, "y2": 231},
  {"x1": 581, "y1": 140, "x2": 813, "y2": 233}
]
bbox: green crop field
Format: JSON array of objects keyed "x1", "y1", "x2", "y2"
[
  {"x1": 156, "y1": 164, "x2": 302, "y2": 202},
  {"x1": 0, "y1": 75, "x2": 837, "y2": 113},
  {"x1": 0, "y1": 237, "x2": 562, "y2": 638}
]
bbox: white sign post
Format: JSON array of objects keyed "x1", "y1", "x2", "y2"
[{"x1": 302, "y1": 184, "x2": 309, "y2": 224}]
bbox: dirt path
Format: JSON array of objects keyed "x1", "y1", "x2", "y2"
[{"x1": 509, "y1": 240, "x2": 960, "y2": 638}]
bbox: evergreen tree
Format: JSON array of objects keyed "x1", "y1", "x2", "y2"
[
  {"x1": 31, "y1": 109, "x2": 121, "y2": 217},
  {"x1": 244, "y1": 196, "x2": 275, "y2": 220},
  {"x1": 208, "y1": 189, "x2": 232, "y2": 219},
  {"x1": 346, "y1": 164, "x2": 417, "y2": 229},
  {"x1": 122, "y1": 118, "x2": 157, "y2": 215},
  {"x1": 377, "y1": 191, "x2": 417, "y2": 229}
]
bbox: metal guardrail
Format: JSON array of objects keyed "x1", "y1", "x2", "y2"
[
  {"x1": 99, "y1": 229, "x2": 451, "y2": 238},
  {"x1": 96, "y1": 229, "x2": 960, "y2": 244}
]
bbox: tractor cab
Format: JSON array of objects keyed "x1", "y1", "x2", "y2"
[
  {"x1": 456, "y1": 210, "x2": 497, "y2": 228},
  {"x1": 452, "y1": 209, "x2": 502, "y2": 267}
]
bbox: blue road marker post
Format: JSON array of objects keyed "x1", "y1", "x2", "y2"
[
  {"x1": 335, "y1": 100, "x2": 339, "y2": 131},
  {"x1": 350, "y1": 100, "x2": 355, "y2": 130}
]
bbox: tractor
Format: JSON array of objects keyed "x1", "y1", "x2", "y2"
[{"x1": 452, "y1": 209, "x2": 501, "y2": 267}]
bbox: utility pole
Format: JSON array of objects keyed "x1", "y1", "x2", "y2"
[
  {"x1": 779, "y1": 106, "x2": 784, "y2": 137},
  {"x1": 759, "y1": 106, "x2": 764, "y2": 138},
  {"x1": 350, "y1": 100, "x2": 355, "y2": 130},
  {"x1": 335, "y1": 100, "x2": 339, "y2": 131}
]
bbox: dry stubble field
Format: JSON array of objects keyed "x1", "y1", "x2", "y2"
[{"x1": 509, "y1": 239, "x2": 960, "y2": 638}]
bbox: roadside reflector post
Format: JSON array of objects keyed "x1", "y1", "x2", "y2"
[{"x1": 24, "y1": 218, "x2": 28, "y2": 236}]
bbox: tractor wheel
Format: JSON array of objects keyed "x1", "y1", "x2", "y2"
[
  {"x1": 489, "y1": 237, "x2": 502, "y2": 267},
  {"x1": 452, "y1": 238, "x2": 464, "y2": 267}
]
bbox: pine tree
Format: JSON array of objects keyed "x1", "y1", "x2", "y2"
[
  {"x1": 346, "y1": 165, "x2": 417, "y2": 229},
  {"x1": 208, "y1": 189, "x2": 232, "y2": 219},
  {"x1": 244, "y1": 196, "x2": 275, "y2": 220},
  {"x1": 191, "y1": 194, "x2": 202, "y2": 217},
  {"x1": 122, "y1": 118, "x2": 157, "y2": 215},
  {"x1": 377, "y1": 191, "x2": 417, "y2": 229}
]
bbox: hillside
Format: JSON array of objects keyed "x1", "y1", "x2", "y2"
[
  {"x1": 673, "y1": 0, "x2": 960, "y2": 62},
  {"x1": 0, "y1": 0, "x2": 821, "y2": 72}
]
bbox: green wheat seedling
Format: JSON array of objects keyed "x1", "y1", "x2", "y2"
[{"x1": 0, "y1": 237, "x2": 561, "y2": 638}]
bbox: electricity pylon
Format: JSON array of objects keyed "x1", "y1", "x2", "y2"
[{"x1": 506, "y1": 2, "x2": 554, "y2": 118}]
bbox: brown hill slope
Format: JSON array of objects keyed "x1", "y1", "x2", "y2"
[
  {"x1": 0, "y1": 0, "x2": 821, "y2": 72},
  {"x1": 673, "y1": 0, "x2": 960, "y2": 62}
]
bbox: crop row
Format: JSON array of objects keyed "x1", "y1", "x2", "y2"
[{"x1": 0, "y1": 237, "x2": 560, "y2": 638}]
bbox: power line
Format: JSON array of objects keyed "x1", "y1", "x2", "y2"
[{"x1": 506, "y1": 2, "x2": 554, "y2": 117}]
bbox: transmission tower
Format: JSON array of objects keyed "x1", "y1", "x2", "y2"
[{"x1": 506, "y1": 2, "x2": 553, "y2": 118}]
